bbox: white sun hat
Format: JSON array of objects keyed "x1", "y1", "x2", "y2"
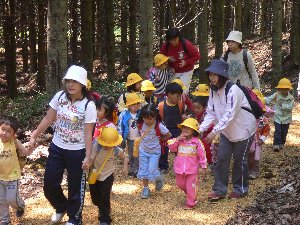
[
  {"x1": 226, "y1": 31, "x2": 242, "y2": 44},
  {"x1": 63, "y1": 65, "x2": 87, "y2": 86}
]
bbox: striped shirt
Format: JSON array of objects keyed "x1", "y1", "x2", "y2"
[{"x1": 148, "y1": 68, "x2": 173, "y2": 95}]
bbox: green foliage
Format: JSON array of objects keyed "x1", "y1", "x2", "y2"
[
  {"x1": 0, "y1": 92, "x2": 51, "y2": 129},
  {"x1": 93, "y1": 80, "x2": 125, "y2": 100}
]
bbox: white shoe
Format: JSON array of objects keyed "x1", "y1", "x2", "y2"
[{"x1": 51, "y1": 211, "x2": 66, "y2": 224}]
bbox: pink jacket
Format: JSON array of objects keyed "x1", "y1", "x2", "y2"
[{"x1": 168, "y1": 137, "x2": 207, "y2": 174}]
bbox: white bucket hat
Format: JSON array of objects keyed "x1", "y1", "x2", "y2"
[
  {"x1": 226, "y1": 31, "x2": 242, "y2": 44},
  {"x1": 63, "y1": 65, "x2": 87, "y2": 86}
]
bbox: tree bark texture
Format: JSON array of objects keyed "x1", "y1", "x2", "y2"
[
  {"x1": 234, "y1": 0, "x2": 242, "y2": 31},
  {"x1": 120, "y1": 0, "x2": 128, "y2": 65},
  {"x1": 290, "y1": 0, "x2": 300, "y2": 67},
  {"x1": 47, "y1": 0, "x2": 68, "y2": 91},
  {"x1": 28, "y1": 0, "x2": 38, "y2": 73},
  {"x1": 20, "y1": 0, "x2": 29, "y2": 73},
  {"x1": 242, "y1": 0, "x2": 252, "y2": 38},
  {"x1": 70, "y1": 0, "x2": 79, "y2": 64},
  {"x1": 139, "y1": 0, "x2": 154, "y2": 77},
  {"x1": 212, "y1": 0, "x2": 224, "y2": 58},
  {"x1": 129, "y1": 0, "x2": 138, "y2": 72}
]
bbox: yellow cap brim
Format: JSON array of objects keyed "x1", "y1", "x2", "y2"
[
  {"x1": 97, "y1": 134, "x2": 123, "y2": 147},
  {"x1": 125, "y1": 78, "x2": 143, "y2": 87},
  {"x1": 191, "y1": 91, "x2": 209, "y2": 97},
  {"x1": 141, "y1": 87, "x2": 156, "y2": 91},
  {"x1": 177, "y1": 124, "x2": 200, "y2": 133},
  {"x1": 125, "y1": 99, "x2": 144, "y2": 107},
  {"x1": 275, "y1": 85, "x2": 293, "y2": 90}
]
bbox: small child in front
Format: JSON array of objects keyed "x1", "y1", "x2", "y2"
[
  {"x1": 89, "y1": 127, "x2": 129, "y2": 225},
  {"x1": 168, "y1": 118, "x2": 207, "y2": 210},
  {"x1": 0, "y1": 115, "x2": 32, "y2": 225},
  {"x1": 265, "y1": 78, "x2": 294, "y2": 152}
]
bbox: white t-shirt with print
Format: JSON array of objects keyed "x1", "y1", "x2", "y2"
[
  {"x1": 127, "y1": 113, "x2": 139, "y2": 140},
  {"x1": 49, "y1": 91, "x2": 97, "y2": 150}
]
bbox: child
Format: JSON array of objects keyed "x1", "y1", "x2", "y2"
[
  {"x1": 147, "y1": 53, "x2": 173, "y2": 102},
  {"x1": 172, "y1": 79, "x2": 193, "y2": 114},
  {"x1": 137, "y1": 104, "x2": 171, "y2": 199},
  {"x1": 93, "y1": 96, "x2": 118, "y2": 139},
  {"x1": 265, "y1": 78, "x2": 294, "y2": 152},
  {"x1": 0, "y1": 115, "x2": 32, "y2": 225},
  {"x1": 191, "y1": 84, "x2": 213, "y2": 166},
  {"x1": 118, "y1": 92, "x2": 143, "y2": 177},
  {"x1": 117, "y1": 73, "x2": 145, "y2": 113},
  {"x1": 141, "y1": 80, "x2": 158, "y2": 106},
  {"x1": 89, "y1": 127, "x2": 129, "y2": 225},
  {"x1": 168, "y1": 118, "x2": 207, "y2": 209},
  {"x1": 223, "y1": 30, "x2": 260, "y2": 89},
  {"x1": 248, "y1": 90, "x2": 270, "y2": 179},
  {"x1": 157, "y1": 82, "x2": 183, "y2": 173}
]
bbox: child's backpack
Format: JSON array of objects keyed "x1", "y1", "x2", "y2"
[
  {"x1": 157, "y1": 100, "x2": 183, "y2": 120},
  {"x1": 212, "y1": 80, "x2": 264, "y2": 119}
]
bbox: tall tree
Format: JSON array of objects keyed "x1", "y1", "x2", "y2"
[
  {"x1": 70, "y1": 0, "x2": 79, "y2": 64},
  {"x1": 120, "y1": 0, "x2": 128, "y2": 65},
  {"x1": 81, "y1": 0, "x2": 94, "y2": 79},
  {"x1": 260, "y1": 0, "x2": 267, "y2": 36},
  {"x1": 272, "y1": 0, "x2": 283, "y2": 85},
  {"x1": 129, "y1": 0, "x2": 138, "y2": 72},
  {"x1": 47, "y1": 0, "x2": 68, "y2": 91},
  {"x1": 212, "y1": 0, "x2": 225, "y2": 58},
  {"x1": 234, "y1": 0, "x2": 242, "y2": 31},
  {"x1": 242, "y1": 0, "x2": 252, "y2": 38},
  {"x1": 28, "y1": 0, "x2": 38, "y2": 73},
  {"x1": 20, "y1": 1, "x2": 29, "y2": 73},
  {"x1": 3, "y1": 0, "x2": 17, "y2": 97},
  {"x1": 104, "y1": 0, "x2": 115, "y2": 80},
  {"x1": 37, "y1": 0, "x2": 47, "y2": 91},
  {"x1": 290, "y1": 0, "x2": 300, "y2": 67},
  {"x1": 94, "y1": 0, "x2": 106, "y2": 60},
  {"x1": 139, "y1": 0, "x2": 153, "y2": 77},
  {"x1": 198, "y1": 0, "x2": 209, "y2": 81}
]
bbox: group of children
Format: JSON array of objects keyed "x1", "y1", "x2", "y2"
[{"x1": 0, "y1": 59, "x2": 295, "y2": 224}]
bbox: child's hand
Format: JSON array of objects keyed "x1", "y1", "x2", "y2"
[
  {"x1": 122, "y1": 157, "x2": 129, "y2": 177},
  {"x1": 205, "y1": 132, "x2": 216, "y2": 144},
  {"x1": 169, "y1": 56, "x2": 176, "y2": 62},
  {"x1": 170, "y1": 68, "x2": 175, "y2": 74},
  {"x1": 155, "y1": 75, "x2": 160, "y2": 82},
  {"x1": 179, "y1": 60, "x2": 186, "y2": 68},
  {"x1": 82, "y1": 156, "x2": 92, "y2": 171},
  {"x1": 176, "y1": 133, "x2": 186, "y2": 141}
]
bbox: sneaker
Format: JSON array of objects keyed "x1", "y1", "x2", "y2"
[
  {"x1": 99, "y1": 223, "x2": 109, "y2": 225},
  {"x1": 141, "y1": 187, "x2": 150, "y2": 199},
  {"x1": 273, "y1": 145, "x2": 280, "y2": 152},
  {"x1": 155, "y1": 176, "x2": 164, "y2": 191},
  {"x1": 279, "y1": 144, "x2": 283, "y2": 150},
  {"x1": 65, "y1": 222, "x2": 82, "y2": 225},
  {"x1": 228, "y1": 192, "x2": 247, "y2": 199},
  {"x1": 16, "y1": 208, "x2": 25, "y2": 218},
  {"x1": 208, "y1": 192, "x2": 226, "y2": 202},
  {"x1": 51, "y1": 211, "x2": 66, "y2": 224},
  {"x1": 249, "y1": 174, "x2": 258, "y2": 180},
  {"x1": 183, "y1": 204, "x2": 196, "y2": 210}
]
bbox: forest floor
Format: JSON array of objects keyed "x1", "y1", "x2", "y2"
[{"x1": 9, "y1": 103, "x2": 299, "y2": 225}]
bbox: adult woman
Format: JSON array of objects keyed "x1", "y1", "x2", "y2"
[
  {"x1": 29, "y1": 65, "x2": 97, "y2": 225},
  {"x1": 199, "y1": 59, "x2": 256, "y2": 201},
  {"x1": 160, "y1": 27, "x2": 200, "y2": 93},
  {"x1": 223, "y1": 30, "x2": 260, "y2": 89}
]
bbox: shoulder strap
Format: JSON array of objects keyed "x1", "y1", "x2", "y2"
[
  {"x1": 57, "y1": 91, "x2": 65, "y2": 102},
  {"x1": 85, "y1": 100, "x2": 91, "y2": 111},
  {"x1": 243, "y1": 49, "x2": 251, "y2": 80},
  {"x1": 122, "y1": 92, "x2": 126, "y2": 105},
  {"x1": 225, "y1": 81, "x2": 234, "y2": 103},
  {"x1": 178, "y1": 100, "x2": 183, "y2": 114},
  {"x1": 158, "y1": 101, "x2": 165, "y2": 119},
  {"x1": 181, "y1": 38, "x2": 190, "y2": 57},
  {"x1": 94, "y1": 148, "x2": 114, "y2": 176},
  {"x1": 140, "y1": 123, "x2": 154, "y2": 140},
  {"x1": 223, "y1": 49, "x2": 230, "y2": 62}
]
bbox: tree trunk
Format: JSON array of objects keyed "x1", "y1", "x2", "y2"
[
  {"x1": 234, "y1": 0, "x2": 242, "y2": 31},
  {"x1": 37, "y1": 0, "x2": 47, "y2": 91},
  {"x1": 260, "y1": 0, "x2": 267, "y2": 36},
  {"x1": 81, "y1": 0, "x2": 94, "y2": 79},
  {"x1": 212, "y1": 0, "x2": 224, "y2": 58},
  {"x1": 70, "y1": 0, "x2": 79, "y2": 64},
  {"x1": 158, "y1": 0, "x2": 166, "y2": 47},
  {"x1": 272, "y1": 0, "x2": 283, "y2": 85},
  {"x1": 104, "y1": 0, "x2": 116, "y2": 80},
  {"x1": 20, "y1": 0, "x2": 28, "y2": 73},
  {"x1": 139, "y1": 0, "x2": 153, "y2": 78},
  {"x1": 3, "y1": 0, "x2": 17, "y2": 98},
  {"x1": 95, "y1": 0, "x2": 106, "y2": 60},
  {"x1": 28, "y1": 0, "x2": 37, "y2": 73},
  {"x1": 120, "y1": 0, "x2": 128, "y2": 65},
  {"x1": 47, "y1": 0, "x2": 68, "y2": 91},
  {"x1": 224, "y1": 0, "x2": 233, "y2": 38},
  {"x1": 166, "y1": 0, "x2": 176, "y2": 28},
  {"x1": 129, "y1": 0, "x2": 138, "y2": 72},
  {"x1": 198, "y1": 0, "x2": 209, "y2": 83},
  {"x1": 242, "y1": 0, "x2": 252, "y2": 38},
  {"x1": 182, "y1": 0, "x2": 195, "y2": 43},
  {"x1": 290, "y1": 0, "x2": 300, "y2": 67}
]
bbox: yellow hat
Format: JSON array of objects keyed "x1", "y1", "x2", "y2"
[
  {"x1": 125, "y1": 73, "x2": 143, "y2": 87},
  {"x1": 252, "y1": 89, "x2": 266, "y2": 111},
  {"x1": 86, "y1": 79, "x2": 92, "y2": 90},
  {"x1": 172, "y1": 79, "x2": 186, "y2": 90},
  {"x1": 125, "y1": 92, "x2": 143, "y2": 107},
  {"x1": 141, "y1": 80, "x2": 156, "y2": 91},
  {"x1": 192, "y1": 84, "x2": 209, "y2": 96},
  {"x1": 97, "y1": 127, "x2": 123, "y2": 147},
  {"x1": 154, "y1": 54, "x2": 169, "y2": 67},
  {"x1": 275, "y1": 78, "x2": 293, "y2": 90},
  {"x1": 177, "y1": 118, "x2": 200, "y2": 133}
]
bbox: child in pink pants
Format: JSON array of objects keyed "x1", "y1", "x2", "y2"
[{"x1": 168, "y1": 118, "x2": 207, "y2": 209}]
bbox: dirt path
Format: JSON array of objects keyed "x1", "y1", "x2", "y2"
[{"x1": 15, "y1": 104, "x2": 300, "y2": 225}]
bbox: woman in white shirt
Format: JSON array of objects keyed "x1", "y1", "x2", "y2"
[
  {"x1": 199, "y1": 59, "x2": 256, "y2": 202},
  {"x1": 29, "y1": 65, "x2": 97, "y2": 225}
]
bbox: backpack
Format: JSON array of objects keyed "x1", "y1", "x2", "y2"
[
  {"x1": 166, "y1": 38, "x2": 190, "y2": 57},
  {"x1": 223, "y1": 49, "x2": 251, "y2": 80},
  {"x1": 157, "y1": 100, "x2": 183, "y2": 120},
  {"x1": 212, "y1": 80, "x2": 264, "y2": 119}
]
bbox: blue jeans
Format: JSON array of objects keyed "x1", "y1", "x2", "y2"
[
  {"x1": 43, "y1": 143, "x2": 86, "y2": 224},
  {"x1": 273, "y1": 122, "x2": 290, "y2": 146},
  {"x1": 138, "y1": 149, "x2": 161, "y2": 181}
]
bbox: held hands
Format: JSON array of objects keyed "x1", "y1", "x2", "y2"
[
  {"x1": 28, "y1": 136, "x2": 38, "y2": 152},
  {"x1": 205, "y1": 132, "x2": 216, "y2": 144},
  {"x1": 169, "y1": 56, "x2": 176, "y2": 63},
  {"x1": 82, "y1": 156, "x2": 92, "y2": 171},
  {"x1": 179, "y1": 60, "x2": 186, "y2": 68},
  {"x1": 122, "y1": 158, "x2": 129, "y2": 177}
]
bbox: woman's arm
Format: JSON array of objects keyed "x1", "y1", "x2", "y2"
[{"x1": 82, "y1": 123, "x2": 95, "y2": 170}]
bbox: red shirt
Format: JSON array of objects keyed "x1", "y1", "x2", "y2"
[{"x1": 160, "y1": 39, "x2": 200, "y2": 73}]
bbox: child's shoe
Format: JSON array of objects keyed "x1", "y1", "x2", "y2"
[
  {"x1": 141, "y1": 187, "x2": 150, "y2": 199},
  {"x1": 155, "y1": 176, "x2": 164, "y2": 191},
  {"x1": 273, "y1": 145, "x2": 280, "y2": 152},
  {"x1": 16, "y1": 208, "x2": 25, "y2": 218},
  {"x1": 183, "y1": 204, "x2": 196, "y2": 210},
  {"x1": 208, "y1": 192, "x2": 226, "y2": 202},
  {"x1": 228, "y1": 192, "x2": 247, "y2": 199},
  {"x1": 279, "y1": 144, "x2": 283, "y2": 150},
  {"x1": 51, "y1": 211, "x2": 66, "y2": 224}
]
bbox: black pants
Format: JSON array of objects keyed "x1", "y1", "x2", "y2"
[
  {"x1": 43, "y1": 143, "x2": 86, "y2": 224},
  {"x1": 273, "y1": 122, "x2": 290, "y2": 146},
  {"x1": 89, "y1": 174, "x2": 114, "y2": 224}
]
